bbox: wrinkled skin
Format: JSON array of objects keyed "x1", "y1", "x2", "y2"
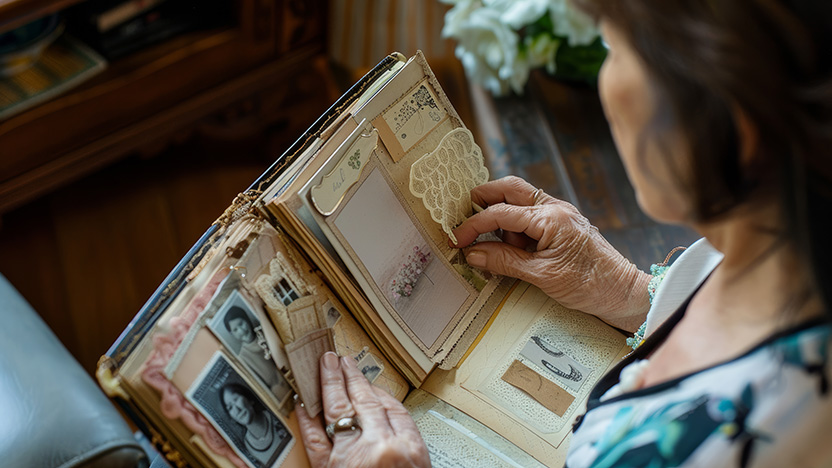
[
  {"x1": 297, "y1": 352, "x2": 431, "y2": 468},
  {"x1": 452, "y1": 176, "x2": 651, "y2": 332}
]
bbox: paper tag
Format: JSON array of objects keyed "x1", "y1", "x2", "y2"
[
  {"x1": 501, "y1": 360, "x2": 575, "y2": 417},
  {"x1": 287, "y1": 296, "x2": 325, "y2": 338},
  {"x1": 285, "y1": 328, "x2": 336, "y2": 417},
  {"x1": 519, "y1": 336, "x2": 590, "y2": 393},
  {"x1": 373, "y1": 79, "x2": 447, "y2": 162},
  {"x1": 310, "y1": 127, "x2": 378, "y2": 216}
]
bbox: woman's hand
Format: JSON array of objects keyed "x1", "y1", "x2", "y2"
[
  {"x1": 453, "y1": 176, "x2": 651, "y2": 331},
  {"x1": 297, "y1": 352, "x2": 430, "y2": 468}
]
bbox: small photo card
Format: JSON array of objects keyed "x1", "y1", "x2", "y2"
[
  {"x1": 322, "y1": 299, "x2": 342, "y2": 328},
  {"x1": 207, "y1": 290, "x2": 292, "y2": 405},
  {"x1": 373, "y1": 78, "x2": 447, "y2": 162},
  {"x1": 357, "y1": 352, "x2": 384, "y2": 384},
  {"x1": 186, "y1": 352, "x2": 293, "y2": 468}
]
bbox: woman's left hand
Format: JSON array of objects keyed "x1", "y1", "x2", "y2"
[{"x1": 296, "y1": 352, "x2": 431, "y2": 468}]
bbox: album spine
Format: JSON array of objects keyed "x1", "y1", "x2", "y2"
[{"x1": 104, "y1": 224, "x2": 219, "y2": 367}]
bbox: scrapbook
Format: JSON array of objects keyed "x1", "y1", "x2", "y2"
[{"x1": 97, "y1": 52, "x2": 630, "y2": 468}]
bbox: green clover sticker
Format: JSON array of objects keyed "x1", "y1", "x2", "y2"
[{"x1": 348, "y1": 150, "x2": 361, "y2": 170}]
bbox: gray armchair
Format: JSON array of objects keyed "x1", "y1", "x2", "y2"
[{"x1": 0, "y1": 273, "x2": 149, "y2": 468}]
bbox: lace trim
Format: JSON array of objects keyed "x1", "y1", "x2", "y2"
[{"x1": 409, "y1": 127, "x2": 489, "y2": 244}]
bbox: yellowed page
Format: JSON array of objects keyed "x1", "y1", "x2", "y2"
[{"x1": 421, "y1": 283, "x2": 630, "y2": 466}]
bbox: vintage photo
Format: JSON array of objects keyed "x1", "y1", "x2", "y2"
[
  {"x1": 208, "y1": 290, "x2": 292, "y2": 404},
  {"x1": 323, "y1": 300, "x2": 342, "y2": 328},
  {"x1": 333, "y1": 168, "x2": 471, "y2": 348},
  {"x1": 357, "y1": 352, "x2": 384, "y2": 384},
  {"x1": 187, "y1": 352, "x2": 293, "y2": 468}
]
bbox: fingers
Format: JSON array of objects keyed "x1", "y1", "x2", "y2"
[
  {"x1": 320, "y1": 352, "x2": 355, "y2": 426},
  {"x1": 295, "y1": 396, "x2": 332, "y2": 466},
  {"x1": 340, "y1": 356, "x2": 390, "y2": 436},
  {"x1": 371, "y1": 387, "x2": 423, "y2": 442},
  {"x1": 470, "y1": 176, "x2": 552, "y2": 208},
  {"x1": 501, "y1": 230, "x2": 536, "y2": 250},
  {"x1": 463, "y1": 241, "x2": 544, "y2": 283},
  {"x1": 453, "y1": 203, "x2": 548, "y2": 248}
]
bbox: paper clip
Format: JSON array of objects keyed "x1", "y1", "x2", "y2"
[{"x1": 360, "y1": 128, "x2": 378, "y2": 139}]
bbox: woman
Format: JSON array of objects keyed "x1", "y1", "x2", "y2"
[
  {"x1": 221, "y1": 382, "x2": 290, "y2": 467},
  {"x1": 224, "y1": 307, "x2": 291, "y2": 401},
  {"x1": 297, "y1": 1, "x2": 832, "y2": 466}
]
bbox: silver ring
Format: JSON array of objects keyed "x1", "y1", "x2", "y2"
[{"x1": 325, "y1": 416, "x2": 361, "y2": 440}]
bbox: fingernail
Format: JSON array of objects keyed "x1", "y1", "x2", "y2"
[
  {"x1": 466, "y1": 250, "x2": 486, "y2": 268},
  {"x1": 340, "y1": 356, "x2": 355, "y2": 368},
  {"x1": 323, "y1": 352, "x2": 339, "y2": 370}
]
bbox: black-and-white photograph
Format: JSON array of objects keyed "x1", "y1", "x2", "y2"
[
  {"x1": 357, "y1": 352, "x2": 384, "y2": 384},
  {"x1": 333, "y1": 168, "x2": 470, "y2": 348},
  {"x1": 187, "y1": 352, "x2": 293, "y2": 468},
  {"x1": 323, "y1": 300, "x2": 342, "y2": 328},
  {"x1": 208, "y1": 290, "x2": 292, "y2": 404}
]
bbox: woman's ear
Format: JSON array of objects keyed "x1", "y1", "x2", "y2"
[{"x1": 733, "y1": 106, "x2": 759, "y2": 167}]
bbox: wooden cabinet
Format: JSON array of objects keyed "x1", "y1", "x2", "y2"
[{"x1": 0, "y1": 0, "x2": 331, "y2": 214}]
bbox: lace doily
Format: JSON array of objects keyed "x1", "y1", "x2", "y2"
[{"x1": 409, "y1": 127, "x2": 489, "y2": 244}]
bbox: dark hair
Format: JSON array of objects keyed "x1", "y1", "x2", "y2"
[
  {"x1": 223, "y1": 306, "x2": 252, "y2": 332},
  {"x1": 219, "y1": 382, "x2": 264, "y2": 423},
  {"x1": 574, "y1": 0, "x2": 832, "y2": 319}
]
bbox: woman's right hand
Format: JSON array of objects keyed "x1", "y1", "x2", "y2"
[{"x1": 453, "y1": 176, "x2": 651, "y2": 331}]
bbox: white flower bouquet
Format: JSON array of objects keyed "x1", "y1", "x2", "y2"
[{"x1": 442, "y1": 0, "x2": 606, "y2": 96}]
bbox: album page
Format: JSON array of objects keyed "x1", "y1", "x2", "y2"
[
  {"x1": 421, "y1": 283, "x2": 631, "y2": 466},
  {"x1": 405, "y1": 389, "x2": 548, "y2": 468},
  {"x1": 294, "y1": 52, "x2": 509, "y2": 380},
  {"x1": 114, "y1": 216, "x2": 408, "y2": 468}
]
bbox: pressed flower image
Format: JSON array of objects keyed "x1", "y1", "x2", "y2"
[
  {"x1": 334, "y1": 168, "x2": 471, "y2": 348},
  {"x1": 390, "y1": 246, "x2": 431, "y2": 300}
]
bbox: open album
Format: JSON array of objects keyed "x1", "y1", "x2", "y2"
[{"x1": 97, "y1": 51, "x2": 631, "y2": 468}]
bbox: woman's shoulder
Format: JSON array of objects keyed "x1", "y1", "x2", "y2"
[{"x1": 568, "y1": 321, "x2": 832, "y2": 468}]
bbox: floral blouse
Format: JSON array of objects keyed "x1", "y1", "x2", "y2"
[{"x1": 566, "y1": 240, "x2": 832, "y2": 468}]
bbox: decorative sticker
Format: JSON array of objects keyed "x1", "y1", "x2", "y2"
[
  {"x1": 373, "y1": 79, "x2": 447, "y2": 162},
  {"x1": 519, "y1": 335, "x2": 591, "y2": 393},
  {"x1": 310, "y1": 127, "x2": 378, "y2": 216}
]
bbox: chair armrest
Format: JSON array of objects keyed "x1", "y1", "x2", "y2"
[{"x1": 0, "y1": 273, "x2": 148, "y2": 468}]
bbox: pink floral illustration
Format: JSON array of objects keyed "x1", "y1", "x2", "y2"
[{"x1": 390, "y1": 246, "x2": 431, "y2": 300}]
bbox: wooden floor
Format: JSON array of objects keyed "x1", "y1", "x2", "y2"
[
  {"x1": 0, "y1": 65, "x2": 697, "y2": 376},
  {"x1": 0, "y1": 140, "x2": 273, "y2": 374}
]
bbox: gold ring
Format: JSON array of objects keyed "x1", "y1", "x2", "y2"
[{"x1": 532, "y1": 188, "x2": 544, "y2": 205}]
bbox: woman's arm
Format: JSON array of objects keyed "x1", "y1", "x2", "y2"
[{"x1": 453, "y1": 176, "x2": 651, "y2": 332}]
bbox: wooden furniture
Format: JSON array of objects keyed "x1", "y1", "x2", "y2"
[
  {"x1": 473, "y1": 71, "x2": 699, "y2": 270},
  {"x1": 0, "y1": 0, "x2": 334, "y2": 215}
]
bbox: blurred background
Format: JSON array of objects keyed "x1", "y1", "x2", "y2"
[{"x1": 0, "y1": 0, "x2": 696, "y2": 376}]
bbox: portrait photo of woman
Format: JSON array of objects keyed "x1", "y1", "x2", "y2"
[
  {"x1": 209, "y1": 290, "x2": 292, "y2": 405},
  {"x1": 187, "y1": 352, "x2": 293, "y2": 468},
  {"x1": 220, "y1": 382, "x2": 292, "y2": 468}
]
